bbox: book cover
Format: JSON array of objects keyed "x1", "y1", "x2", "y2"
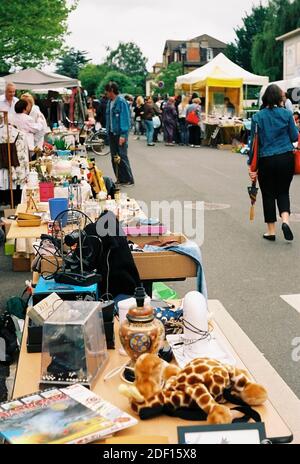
[{"x1": 0, "y1": 384, "x2": 138, "y2": 444}]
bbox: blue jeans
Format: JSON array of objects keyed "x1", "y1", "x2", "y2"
[
  {"x1": 179, "y1": 119, "x2": 189, "y2": 145},
  {"x1": 109, "y1": 134, "x2": 134, "y2": 184},
  {"x1": 144, "y1": 120, "x2": 154, "y2": 144}
]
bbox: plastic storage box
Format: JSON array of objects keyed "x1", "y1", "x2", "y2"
[
  {"x1": 40, "y1": 301, "x2": 108, "y2": 389},
  {"x1": 32, "y1": 278, "x2": 99, "y2": 305}
]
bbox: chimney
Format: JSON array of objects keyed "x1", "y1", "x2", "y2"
[{"x1": 200, "y1": 39, "x2": 209, "y2": 49}]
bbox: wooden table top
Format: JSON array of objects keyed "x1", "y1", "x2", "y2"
[{"x1": 12, "y1": 300, "x2": 293, "y2": 444}]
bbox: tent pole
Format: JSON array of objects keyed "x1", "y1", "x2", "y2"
[
  {"x1": 4, "y1": 112, "x2": 14, "y2": 209},
  {"x1": 205, "y1": 85, "x2": 209, "y2": 117}
]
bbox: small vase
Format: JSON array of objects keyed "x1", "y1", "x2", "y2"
[{"x1": 119, "y1": 288, "x2": 165, "y2": 363}]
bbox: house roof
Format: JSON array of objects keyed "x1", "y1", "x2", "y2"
[
  {"x1": 164, "y1": 34, "x2": 227, "y2": 53},
  {"x1": 276, "y1": 28, "x2": 300, "y2": 42},
  {"x1": 190, "y1": 34, "x2": 227, "y2": 48},
  {"x1": 164, "y1": 40, "x2": 186, "y2": 52}
]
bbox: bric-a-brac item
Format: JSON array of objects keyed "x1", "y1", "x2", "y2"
[{"x1": 167, "y1": 291, "x2": 236, "y2": 368}]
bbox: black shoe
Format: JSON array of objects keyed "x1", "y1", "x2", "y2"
[
  {"x1": 263, "y1": 234, "x2": 276, "y2": 242},
  {"x1": 282, "y1": 223, "x2": 294, "y2": 242},
  {"x1": 120, "y1": 181, "x2": 135, "y2": 187},
  {"x1": 147, "y1": 143, "x2": 155, "y2": 146}
]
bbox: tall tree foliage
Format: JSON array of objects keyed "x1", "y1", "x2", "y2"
[
  {"x1": 153, "y1": 62, "x2": 182, "y2": 96},
  {"x1": 56, "y1": 48, "x2": 90, "y2": 79},
  {"x1": 79, "y1": 64, "x2": 110, "y2": 96},
  {"x1": 97, "y1": 71, "x2": 144, "y2": 97},
  {"x1": 104, "y1": 42, "x2": 148, "y2": 93},
  {"x1": 0, "y1": 0, "x2": 78, "y2": 68},
  {"x1": 252, "y1": 0, "x2": 300, "y2": 81},
  {"x1": 225, "y1": 3, "x2": 268, "y2": 72},
  {"x1": 227, "y1": 0, "x2": 300, "y2": 81}
]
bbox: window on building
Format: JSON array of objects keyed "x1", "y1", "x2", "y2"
[{"x1": 207, "y1": 48, "x2": 214, "y2": 62}]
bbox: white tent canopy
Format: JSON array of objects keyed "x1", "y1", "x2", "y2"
[
  {"x1": 177, "y1": 53, "x2": 269, "y2": 87},
  {"x1": 260, "y1": 77, "x2": 300, "y2": 101},
  {"x1": 4, "y1": 68, "x2": 80, "y2": 90}
]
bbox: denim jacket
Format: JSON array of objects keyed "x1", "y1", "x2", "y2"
[
  {"x1": 248, "y1": 107, "x2": 299, "y2": 165},
  {"x1": 105, "y1": 95, "x2": 130, "y2": 138}
]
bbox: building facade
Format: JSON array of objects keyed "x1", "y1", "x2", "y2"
[
  {"x1": 162, "y1": 34, "x2": 227, "y2": 73},
  {"x1": 277, "y1": 28, "x2": 300, "y2": 80}
]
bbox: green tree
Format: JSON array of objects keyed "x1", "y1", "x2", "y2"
[
  {"x1": 104, "y1": 42, "x2": 148, "y2": 93},
  {"x1": 56, "y1": 48, "x2": 90, "y2": 79},
  {"x1": 153, "y1": 62, "x2": 182, "y2": 96},
  {"x1": 79, "y1": 64, "x2": 110, "y2": 96},
  {"x1": 0, "y1": 60, "x2": 10, "y2": 77},
  {"x1": 252, "y1": 0, "x2": 300, "y2": 81},
  {"x1": 225, "y1": 3, "x2": 268, "y2": 72},
  {"x1": 0, "y1": 0, "x2": 78, "y2": 68},
  {"x1": 96, "y1": 71, "x2": 138, "y2": 96}
]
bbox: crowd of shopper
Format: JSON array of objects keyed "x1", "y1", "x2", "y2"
[{"x1": 121, "y1": 93, "x2": 205, "y2": 148}]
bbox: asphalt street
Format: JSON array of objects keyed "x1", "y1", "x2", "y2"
[
  {"x1": 1, "y1": 136, "x2": 299, "y2": 399},
  {"x1": 98, "y1": 135, "x2": 300, "y2": 398}
]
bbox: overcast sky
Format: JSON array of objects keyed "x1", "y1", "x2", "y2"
[{"x1": 67, "y1": 0, "x2": 267, "y2": 70}]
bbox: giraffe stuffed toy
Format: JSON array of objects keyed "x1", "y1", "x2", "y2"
[{"x1": 119, "y1": 354, "x2": 268, "y2": 424}]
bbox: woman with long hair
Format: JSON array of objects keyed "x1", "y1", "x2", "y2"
[
  {"x1": 248, "y1": 84, "x2": 299, "y2": 242},
  {"x1": 134, "y1": 96, "x2": 145, "y2": 140}
]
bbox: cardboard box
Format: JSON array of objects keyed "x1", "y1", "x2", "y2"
[
  {"x1": 2, "y1": 208, "x2": 16, "y2": 236},
  {"x1": 40, "y1": 234, "x2": 198, "y2": 281},
  {"x1": 3, "y1": 209, "x2": 16, "y2": 218},
  {"x1": 129, "y1": 233, "x2": 197, "y2": 281},
  {"x1": 12, "y1": 252, "x2": 31, "y2": 272}
]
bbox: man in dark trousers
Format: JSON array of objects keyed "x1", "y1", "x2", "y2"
[{"x1": 105, "y1": 82, "x2": 134, "y2": 186}]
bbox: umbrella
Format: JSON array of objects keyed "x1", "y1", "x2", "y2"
[
  {"x1": 248, "y1": 181, "x2": 259, "y2": 221},
  {"x1": 248, "y1": 123, "x2": 259, "y2": 221}
]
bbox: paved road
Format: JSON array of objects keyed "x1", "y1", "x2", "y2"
[{"x1": 98, "y1": 136, "x2": 300, "y2": 398}]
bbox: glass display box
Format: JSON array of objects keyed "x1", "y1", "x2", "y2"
[{"x1": 40, "y1": 301, "x2": 108, "y2": 389}]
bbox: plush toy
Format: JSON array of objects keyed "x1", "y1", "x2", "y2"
[{"x1": 119, "y1": 354, "x2": 268, "y2": 424}]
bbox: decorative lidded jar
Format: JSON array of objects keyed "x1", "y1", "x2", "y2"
[{"x1": 119, "y1": 287, "x2": 165, "y2": 363}]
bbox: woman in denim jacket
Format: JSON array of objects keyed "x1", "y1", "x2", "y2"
[{"x1": 248, "y1": 84, "x2": 299, "y2": 242}]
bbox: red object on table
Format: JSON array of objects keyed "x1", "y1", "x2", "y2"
[
  {"x1": 39, "y1": 182, "x2": 55, "y2": 202},
  {"x1": 294, "y1": 134, "x2": 300, "y2": 175}
]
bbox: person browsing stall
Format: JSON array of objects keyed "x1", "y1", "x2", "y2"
[
  {"x1": 248, "y1": 84, "x2": 299, "y2": 242},
  {"x1": 0, "y1": 83, "x2": 18, "y2": 122},
  {"x1": 13, "y1": 100, "x2": 44, "y2": 159},
  {"x1": 283, "y1": 92, "x2": 294, "y2": 114},
  {"x1": 105, "y1": 82, "x2": 134, "y2": 186},
  {"x1": 21, "y1": 93, "x2": 48, "y2": 150}
]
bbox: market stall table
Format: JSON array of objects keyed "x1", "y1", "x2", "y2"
[
  {"x1": 204, "y1": 122, "x2": 244, "y2": 147},
  {"x1": 12, "y1": 300, "x2": 294, "y2": 444},
  {"x1": 6, "y1": 200, "x2": 197, "y2": 287},
  {"x1": 6, "y1": 203, "x2": 48, "y2": 241}
]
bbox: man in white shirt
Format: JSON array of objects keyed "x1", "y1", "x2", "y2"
[
  {"x1": 0, "y1": 83, "x2": 18, "y2": 121},
  {"x1": 283, "y1": 92, "x2": 294, "y2": 113}
]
